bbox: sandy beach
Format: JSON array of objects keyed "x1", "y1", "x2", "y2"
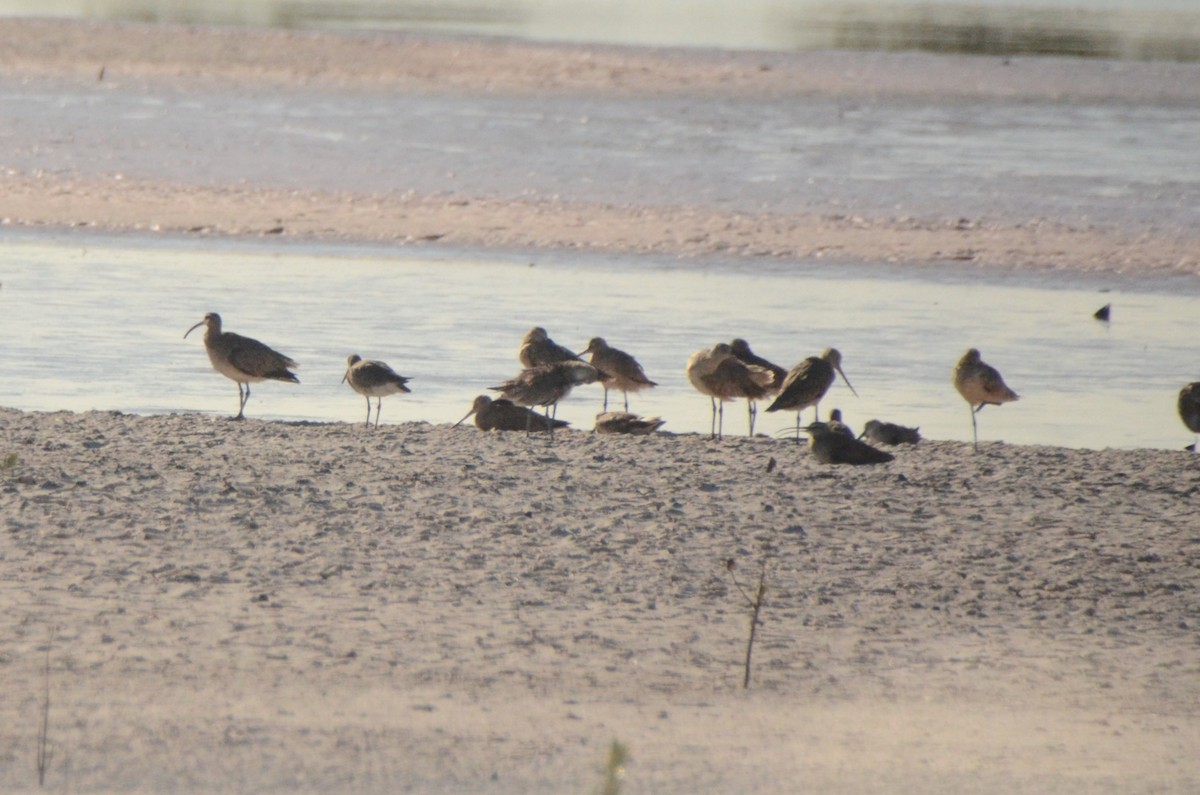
[{"x1": 1, "y1": 18, "x2": 1199, "y2": 794}]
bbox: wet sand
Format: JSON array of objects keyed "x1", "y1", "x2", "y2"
[
  {"x1": 1, "y1": 19, "x2": 1199, "y2": 794},
  {"x1": 2, "y1": 18, "x2": 1199, "y2": 275}
]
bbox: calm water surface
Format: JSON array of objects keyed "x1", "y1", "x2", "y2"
[{"x1": 2, "y1": 235, "x2": 1197, "y2": 451}]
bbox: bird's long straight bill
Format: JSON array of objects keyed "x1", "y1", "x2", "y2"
[
  {"x1": 837, "y1": 366, "x2": 859, "y2": 397},
  {"x1": 452, "y1": 410, "x2": 475, "y2": 428}
]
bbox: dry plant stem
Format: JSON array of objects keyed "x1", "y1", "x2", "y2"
[
  {"x1": 727, "y1": 563, "x2": 768, "y2": 689},
  {"x1": 36, "y1": 639, "x2": 52, "y2": 787}
]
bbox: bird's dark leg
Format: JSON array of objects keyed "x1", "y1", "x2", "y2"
[
  {"x1": 234, "y1": 383, "x2": 248, "y2": 420},
  {"x1": 709, "y1": 397, "x2": 717, "y2": 440},
  {"x1": 717, "y1": 400, "x2": 725, "y2": 440},
  {"x1": 748, "y1": 401, "x2": 756, "y2": 436},
  {"x1": 603, "y1": 385, "x2": 609, "y2": 412},
  {"x1": 623, "y1": 391, "x2": 629, "y2": 413}
]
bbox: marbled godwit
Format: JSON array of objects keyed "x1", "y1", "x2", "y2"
[
  {"x1": 860, "y1": 419, "x2": 922, "y2": 446},
  {"x1": 519, "y1": 326, "x2": 581, "y2": 369},
  {"x1": 765, "y1": 348, "x2": 858, "y2": 437},
  {"x1": 490, "y1": 360, "x2": 602, "y2": 434},
  {"x1": 580, "y1": 337, "x2": 656, "y2": 412},
  {"x1": 729, "y1": 338, "x2": 787, "y2": 435},
  {"x1": 454, "y1": 395, "x2": 569, "y2": 432},
  {"x1": 342, "y1": 354, "x2": 411, "y2": 429},
  {"x1": 1178, "y1": 382, "x2": 1200, "y2": 450},
  {"x1": 686, "y1": 343, "x2": 774, "y2": 439},
  {"x1": 806, "y1": 421, "x2": 894, "y2": 465},
  {"x1": 953, "y1": 348, "x2": 1019, "y2": 451},
  {"x1": 184, "y1": 312, "x2": 298, "y2": 420},
  {"x1": 594, "y1": 412, "x2": 666, "y2": 435}
]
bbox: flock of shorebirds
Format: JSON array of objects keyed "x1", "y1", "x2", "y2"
[{"x1": 185, "y1": 312, "x2": 1200, "y2": 463}]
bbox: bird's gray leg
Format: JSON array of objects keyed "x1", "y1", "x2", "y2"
[
  {"x1": 623, "y1": 391, "x2": 629, "y2": 413},
  {"x1": 235, "y1": 383, "x2": 248, "y2": 420},
  {"x1": 748, "y1": 401, "x2": 756, "y2": 436},
  {"x1": 717, "y1": 400, "x2": 725, "y2": 440},
  {"x1": 364, "y1": 396, "x2": 371, "y2": 428},
  {"x1": 374, "y1": 397, "x2": 383, "y2": 429},
  {"x1": 603, "y1": 385, "x2": 609, "y2": 412},
  {"x1": 970, "y1": 404, "x2": 979, "y2": 452}
]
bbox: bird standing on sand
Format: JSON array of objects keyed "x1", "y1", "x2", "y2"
[
  {"x1": 1178, "y1": 382, "x2": 1200, "y2": 451},
  {"x1": 580, "y1": 337, "x2": 656, "y2": 412},
  {"x1": 805, "y1": 421, "x2": 894, "y2": 465},
  {"x1": 454, "y1": 395, "x2": 569, "y2": 432},
  {"x1": 342, "y1": 354, "x2": 411, "y2": 429},
  {"x1": 594, "y1": 412, "x2": 666, "y2": 435},
  {"x1": 860, "y1": 419, "x2": 921, "y2": 446},
  {"x1": 729, "y1": 338, "x2": 787, "y2": 435},
  {"x1": 184, "y1": 312, "x2": 298, "y2": 420},
  {"x1": 686, "y1": 343, "x2": 774, "y2": 440},
  {"x1": 765, "y1": 348, "x2": 858, "y2": 437},
  {"x1": 519, "y1": 326, "x2": 581, "y2": 369},
  {"x1": 953, "y1": 347, "x2": 1020, "y2": 451},
  {"x1": 490, "y1": 360, "x2": 603, "y2": 434}
]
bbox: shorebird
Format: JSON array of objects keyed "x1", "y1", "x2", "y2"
[
  {"x1": 1178, "y1": 382, "x2": 1200, "y2": 451},
  {"x1": 580, "y1": 337, "x2": 657, "y2": 412},
  {"x1": 519, "y1": 326, "x2": 581, "y2": 369},
  {"x1": 184, "y1": 312, "x2": 298, "y2": 420},
  {"x1": 765, "y1": 348, "x2": 858, "y2": 437},
  {"x1": 490, "y1": 360, "x2": 603, "y2": 435},
  {"x1": 454, "y1": 395, "x2": 569, "y2": 432},
  {"x1": 860, "y1": 419, "x2": 922, "y2": 446},
  {"x1": 686, "y1": 343, "x2": 774, "y2": 440},
  {"x1": 594, "y1": 411, "x2": 666, "y2": 435},
  {"x1": 342, "y1": 354, "x2": 411, "y2": 429},
  {"x1": 729, "y1": 338, "x2": 787, "y2": 435},
  {"x1": 953, "y1": 348, "x2": 1020, "y2": 451},
  {"x1": 806, "y1": 421, "x2": 894, "y2": 465},
  {"x1": 827, "y1": 408, "x2": 855, "y2": 438}
]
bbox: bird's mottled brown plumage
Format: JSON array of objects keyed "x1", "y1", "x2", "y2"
[
  {"x1": 860, "y1": 419, "x2": 922, "y2": 446},
  {"x1": 686, "y1": 343, "x2": 774, "y2": 439},
  {"x1": 519, "y1": 326, "x2": 581, "y2": 369},
  {"x1": 342, "y1": 354, "x2": 411, "y2": 428},
  {"x1": 454, "y1": 395, "x2": 569, "y2": 432},
  {"x1": 581, "y1": 337, "x2": 656, "y2": 412},
  {"x1": 806, "y1": 421, "x2": 894, "y2": 465},
  {"x1": 490, "y1": 361, "x2": 602, "y2": 435},
  {"x1": 184, "y1": 312, "x2": 298, "y2": 420},
  {"x1": 594, "y1": 412, "x2": 666, "y2": 435},
  {"x1": 766, "y1": 348, "x2": 857, "y2": 436},
  {"x1": 953, "y1": 348, "x2": 1019, "y2": 451}
]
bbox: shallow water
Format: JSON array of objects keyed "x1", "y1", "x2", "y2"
[
  {"x1": 3, "y1": 82, "x2": 1197, "y2": 239},
  {"x1": 3, "y1": 0, "x2": 1200, "y2": 61},
  {"x1": 2, "y1": 235, "x2": 1197, "y2": 450}
]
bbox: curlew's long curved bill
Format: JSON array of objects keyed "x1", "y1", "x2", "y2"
[
  {"x1": 836, "y1": 365, "x2": 859, "y2": 398},
  {"x1": 183, "y1": 319, "x2": 205, "y2": 339},
  {"x1": 452, "y1": 408, "x2": 476, "y2": 428},
  {"x1": 340, "y1": 370, "x2": 349, "y2": 385}
]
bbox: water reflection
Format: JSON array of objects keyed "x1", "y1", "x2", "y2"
[
  {"x1": 1, "y1": 235, "x2": 1198, "y2": 451},
  {"x1": 2, "y1": 0, "x2": 1199, "y2": 62}
]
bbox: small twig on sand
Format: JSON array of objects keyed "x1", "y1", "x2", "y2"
[
  {"x1": 725, "y1": 559, "x2": 768, "y2": 689},
  {"x1": 36, "y1": 635, "x2": 53, "y2": 787}
]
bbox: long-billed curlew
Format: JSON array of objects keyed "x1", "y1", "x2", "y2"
[
  {"x1": 490, "y1": 360, "x2": 602, "y2": 435},
  {"x1": 580, "y1": 337, "x2": 657, "y2": 412},
  {"x1": 765, "y1": 348, "x2": 858, "y2": 438},
  {"x1": 184, "y1": 312, "x2": 298, "y2": 420},
  {"x1": 860, "y1": 419, "x2": 922, "y2": 446},
  {"x1": 1178, "y1": 382, "x2": 1200, "y2": 451},
  {"x1": 519, "y1": 326, "x2": 581, "y2": 369},
  {"x1": 953, "y1": 348, "x2": 1019, "y2": 451},
  {"x1": 805, "y1": 421, "x2": 894, "y2": 465},
  {"x1": 594, "y1": 411, "x2": 666, "y2": 435},
  {"x1": 342, "y1": 354, "x2": 411, "y2": 429},
  {"x1": 686, "y1": 343, "x2": 774, "y2": 440},
  {"x1": 454, "y1": 395, "x2": 569, "y2": 432},
  {"x1": 729, "y1": 338, "x2": 787, "y2": 435}
]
